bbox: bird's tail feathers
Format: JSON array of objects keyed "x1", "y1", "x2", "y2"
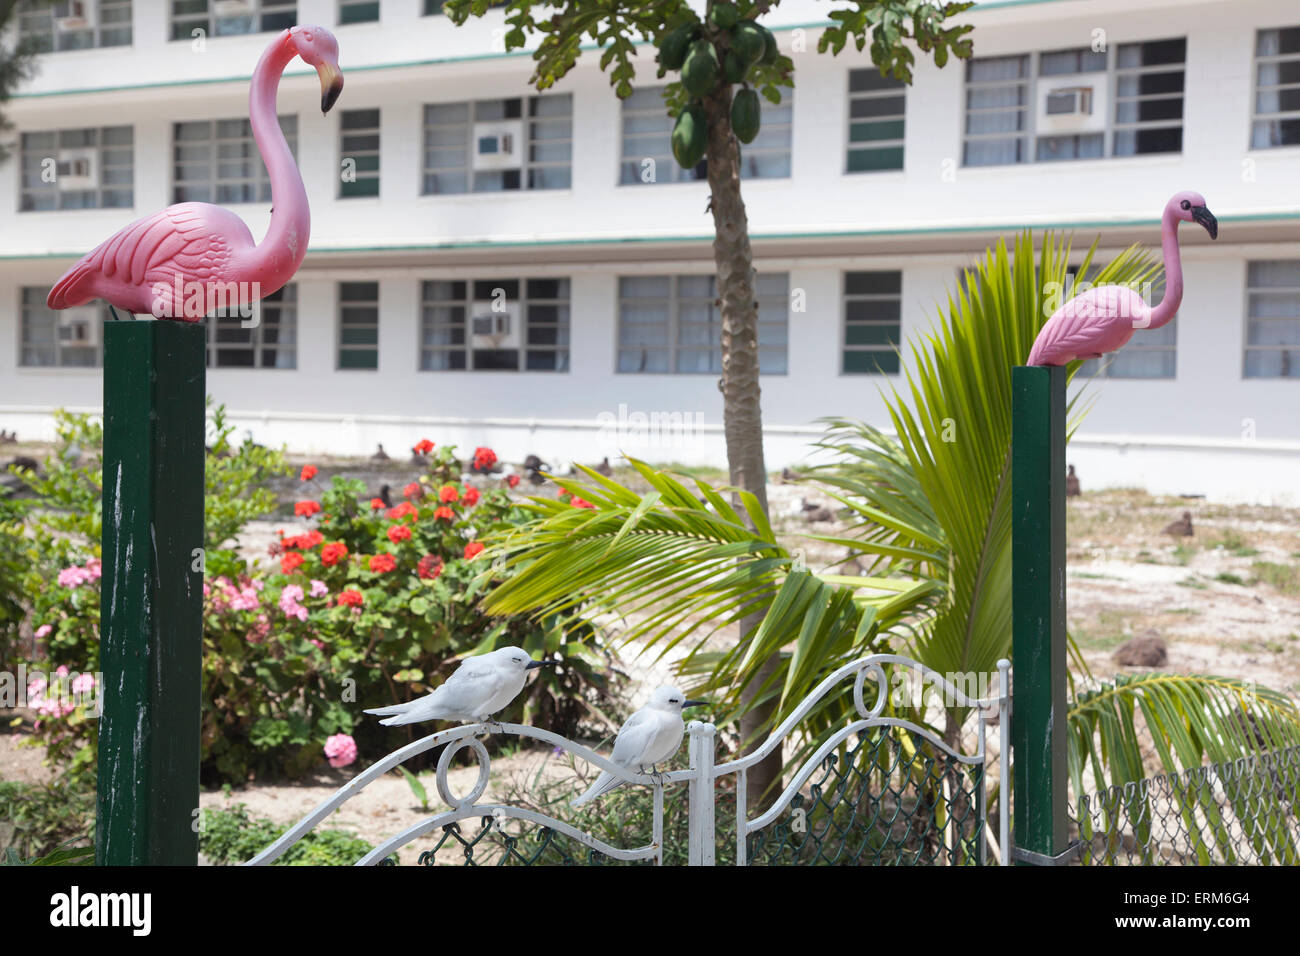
[
  {"x1": 570, "y1": 770, "x2": 626, "y2": 808},
  {"x1": 362, "y1": 703, "x2": 409, "y2": 717},
  {"x1": 47, "y1": 262, "x2": 96, "y2": 311}
]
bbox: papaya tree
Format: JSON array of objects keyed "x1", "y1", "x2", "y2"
[
  {"x1": 444, "y1": 0, "x2": 974, "y2": 804},
  {"x1": 0, "y1": 2, "x2": 43, "y2": 162}
]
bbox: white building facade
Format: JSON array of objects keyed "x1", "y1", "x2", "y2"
[{"x1": 0, "y1": 0, "x2": 1297, "y2": 502}]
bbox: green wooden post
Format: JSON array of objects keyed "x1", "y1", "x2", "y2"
[
  {"x1": 98, "y1": 321, "x2": 205, "y2": 866},
  {"x1": 1011, "y1": 364, "x2": 1069, "y2": 864}
]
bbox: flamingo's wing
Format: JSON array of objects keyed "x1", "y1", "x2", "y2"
[
  {"x1": 47, "y1": 204, "x2": 242, "y2": 311},
  {"x1": 1027, "y1": 286, "x2": 1144, "y2": 366}
]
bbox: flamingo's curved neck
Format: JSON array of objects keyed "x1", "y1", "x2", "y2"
[
  {"x1": 247, "y1": 33, "x2": 308, "y2": 290},
  {"x1": 1146, "y1": 207, "x2": 1184, "y2": 329}
]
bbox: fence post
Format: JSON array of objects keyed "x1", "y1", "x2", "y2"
[
  {"x1": 1010, "y1": 365, "x2": 1069, "y2": 865},
  {"x1": 687, "y1": 721, "x2": 716, "y2": 866},
  {"x1": 97, "y1": 321, "x2": 205, "y2": 865}
]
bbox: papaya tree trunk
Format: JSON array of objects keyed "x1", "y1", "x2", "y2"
[{"x1": 702, "y1": 78, "x2": 782, "y2": 811}]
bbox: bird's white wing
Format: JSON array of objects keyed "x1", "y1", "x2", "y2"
[
  {"x1": 609, "y1": 709, "x2": 662, "y2": 769},
  {"x1": 430, "y1": 658, "x2": 508, "y2": 717}
]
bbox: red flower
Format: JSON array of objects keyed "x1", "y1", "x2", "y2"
[
  {"x1": 387, "y1": 502, "x2": 418, "y2": 521},
  {"x1": 303, "y1": 530, "x2": 324, "y2": 548},
  {"x1": 337, "y1": 589, "x2": 364, "y2": 608},
  {"x1": 403, "y1": 482, "x2": 424, "y2": 499},
  {"x1": 463, "y1": 542, "x2": 485, "y2": 560},
  {"x1": 321, "y1": 542, "x2": 348, "y2": 566},
  {"x1": 507, "y1": 475, "x2": 520, "y2": 489},
  {"x1": 387, "y1": 524, "x2": 412, "y2": 544},
  {"x1": 471, "y1": 447, "x2": 498, "y2": 472},
  {"x1": 433, "y1": 506, "x2": 455, "y2": 521},
  {"x1": 438, "y1": 483, "x2": 460, "y2": 504},
  {"x1": 295, "y1": 500, "x2": 322, "y2": 518},
  {"x1": 369, "y1": 553, "x2": 397, "y2": 574},
  {"x1": 369, "y1": 498, "x2": 385, "y2": 510},
  {"x1": 413, "y1": 439, "x2": 434, "y2": 455},
  {"x1": 300, "y1": 464, "x2": 317, "y2": 482},
  {"x1": 417, "y1": 554, "x2": 444, "y2": 580},
  {"x1": 463, "y1": 485, "x2": 480, "y2": 507},
  {"x1": 281, "y1": 552, "x2": 304, "y2": 574},
  {"x1": 571, "y1": 496, "x2": 595, "y2": 509}
]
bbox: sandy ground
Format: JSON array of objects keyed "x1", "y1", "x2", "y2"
[{"x1": 3, "y1": 450, "x2": 1297, "y2": 861}]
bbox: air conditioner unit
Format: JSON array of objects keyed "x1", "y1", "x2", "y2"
[
  {"x1": 55, "y1": 148, "x2": 97, "y2": 191},
  {"x1": 53, "y1": 1, "x2": 90, "y2": 31},
  {"x1": 471, "y1": 120, "x2": 524, "y2": 171},
  {"x1": 469, "y1": 301, "x2": 519, "y2": 348},
  {"x1": 57, "y1": 306, "x2": 100, "y2": 348},
  {"x1": 1037, "y1": 76, "x2": 1107, "y2": 135},
  {"x1": 214, "y1": 0, "x2": 254, "y2": 15}
]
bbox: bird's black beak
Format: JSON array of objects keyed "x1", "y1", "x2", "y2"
[
  {"x1": 683, "y1": 700, "x2": 708, "y2": 708},
  {"x1": 318, "y1": 61, "x2": 344, "y2": 114},
  {"x1": 526, "y1": 659, "x2": 558, "y2": 670},
  {"x1": 1192, "y1": 205, "x2": 1218, "y2": 240}
]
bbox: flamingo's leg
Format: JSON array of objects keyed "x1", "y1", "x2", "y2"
[{"x1": 108, "y1": 304, "x2": 121, "y2": 322}]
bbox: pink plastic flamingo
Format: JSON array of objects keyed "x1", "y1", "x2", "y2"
[
  {"x1": 46, "y1": 25, "x2": 344, "y2": 321},
  {"x1": 1027, "y1": 191, "x2": 1217, "y2": 366}
]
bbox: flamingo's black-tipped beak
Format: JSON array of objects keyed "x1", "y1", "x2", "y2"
[
  {"x1": 1192, "y1": 205, "x2": 1218, "y2": 240},
  {"x1": 318, "y1": 61, "x2": 344, "y2": 114},
  {"x1": 526, "y1": 659, "x2": 558, "y2": 670}
]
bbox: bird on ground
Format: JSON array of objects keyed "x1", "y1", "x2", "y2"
[
  {"x1": 780, "y1": 467, "x2": 802, "y2": 484},
  {"x1": 377, "y1": 483, "x2": 392, "y2": 508},
  {"x1": 1162, "y1": 511, "x2": 1194, "y2": 537},
  {"x1": 364, "y1": 647, "x2": 556, "y2": 727},
  {"x1": 370, "y1": 443, "x2": 389, "y2": 462},
  {"x1": 593, "y1": 457, "x2": 613, "y2": 477},
  {"x1": 523, "y1": 454, "x2": 548, "y2": 485},
  {"x1": 1027, "y1": 191, "x2": 1217, "y2": 367},
  {"x1": 1066, "y1": 464, "x2": 1081, "y2": 497},
  {"x1": 46, "y1": 27, "x2": 344, "y2": 321},
  {"x1": 0, "y1": 430, "x2": 15, "y2": 444},
  {"x1": 571, "y1": 685, "x2": 706, "y2": 808},
  {"x1": 801, "y1": 498, "x2": 834, "y2": 522}
]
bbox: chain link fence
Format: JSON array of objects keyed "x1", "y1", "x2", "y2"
[{"x1": 1073, "y1": 745, "x2": 1300, "y2": 865}]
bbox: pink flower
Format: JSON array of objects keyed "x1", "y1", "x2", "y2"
[
  {"x1": 250, "y1": 614, "x2": 271, "y2": 643},
  {"x1": 323, "y1": 733, "x2": 358, "y2": 769},
  {"x1": 309, "y1": 579, "x2": 329, "y2": 598},
  {"x1": 71, "y1": 672, "x2": 95, "y2": 695},
  {"x1": 279, "y1": 584, "x2": 308, "y2": 622},
  {"x1": 35, "y1": 624, "x2": 52, "y2": 640}
]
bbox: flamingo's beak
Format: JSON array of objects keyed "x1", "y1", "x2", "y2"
[
  {"x1": 1192, "y1": 205, "x2": 1218, "y2": 240},
  {"x1": 317, "y1": 61, "x2": 344, "y2": 114}
]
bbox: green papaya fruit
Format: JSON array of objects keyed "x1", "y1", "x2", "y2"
[
  {"x1": 709, "y1": 2, "x2": 739, "y2": 30},
  {"x1": 672, "y1": 104, "x2": 708, "y2": 169},
  {"x1": 760, "y1": 26, "x2": 778, "y2": 65},
  {"x1": 681, "y1": 39, "x2": 720, "y2": 96},
  {"x1": 658, "y1": 24, "x2": 696, "y2": 72},
  {"x1": 730, "y1": 21, "x2": 766, "y2": 66},
  {"x1": 731, "y1": 88, "x2": 761, "y2": 144},
  {"x1": 723, "y1": 50, "x2": 748, "y2": 84}
]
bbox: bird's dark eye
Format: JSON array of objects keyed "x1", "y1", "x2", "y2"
[{"x1": 1180, "y1": 200, "x2": 1191, "y2": 210}]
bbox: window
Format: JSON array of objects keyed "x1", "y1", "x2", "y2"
[
  {"x1": 204, "y1": 285, "x2": 297, "y2": 369},
  {"x1": 1113, "y1": 39, "x2": 1185, "y2": 156},
  {"x1": 962, "y1": 39, "x2": 1184, "y2": 167},
  {"x1": 19, "y1": 287, "x2": 107, "y2": 367},
  {"x1": 1253, "y1": 27, "x2": 1300, "y2": 148},
  {"x1": 617, "y1": 274, "x2": 788, "y2": 374},
  {"x1": 339, "y1": 0, "x2": 378, "y2": 24},
  {"x1": 1244, "y1": 260, "x2": 1300, "y2": 378},
  {"x1": 339, "y1": 109, "x2": 380, "y2": 198},
  {"x1": 423, "y1": 0, "x2": 445, "y2": 12},
  {"x1": 173, "y1": 116, "x2": 297, "y2": 205},
  {"x1": 420, "y1": 278, "x2": 570, "y2": 372},
  {"x1": 17, "y1": 0, "x2": 132, "y2": 52},
  {"x1": 171, "y1": 0, "x2": 296, "y2": 40},
  {"x1": 842, "y1": 271, "x2": 901, "y2": 374},
  {"x1": 421, "y1": 95, "x2": 572, "y2": 194},
  {"x1": 338, "y1": 282, "x2": 379, "y2": 369},
  {"x1": 20, "y1": 126, "x2": 133, "y2": 212},
  {"x1": 846, "y1": 69, "x2": 905, "y2": 172},
  {"x1": 619, "y1": 86, "x2": 793, "y2": 184}
]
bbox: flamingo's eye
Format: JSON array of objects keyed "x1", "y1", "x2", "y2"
[{"x1": 1180, "y1": 200, "x2": 1191, "y2": 210}]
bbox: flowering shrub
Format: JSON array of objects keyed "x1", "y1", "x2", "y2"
[{"x1": 9, "y1": 412, "x2": 621, "y2": 786}]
